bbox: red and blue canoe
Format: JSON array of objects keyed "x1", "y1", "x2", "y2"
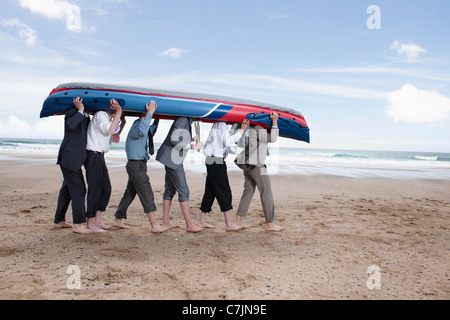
[{"x1": 40, "y1": 82, "x2": 310, "y2": 143}]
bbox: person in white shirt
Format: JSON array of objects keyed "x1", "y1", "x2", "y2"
[
  {"x1": 198, "y1": 119, "x2": 249, "y2": 231},
  {"x1": 85, "y1": 99, "x2": 125, "y2": 233}
]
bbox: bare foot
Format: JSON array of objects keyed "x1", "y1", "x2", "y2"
[
  {"x1": 94, "y1": 213, "x2": 112, "y2": 230},
  {"x1": 89, "y1": 226, "x2": 108, "y2": 234},
  {"x1": 87, "y1": 221, "x2": 108, "y2": 234},
  {"x1": 186, "y1": 224, "x2": 204, "y2": 233},
  {"x1": 55, "y1": 221, "x2": 72, "y2": 229},
  {"x1": 235, "y1": 222, "x2": 251, "y2": 230},
  {"x1": 151, "y1": 225, "x2": 172, "y2": 234},
  {"x1": 162, "y1": 222, "x2": 179, "y2": 230},
  {"x1": 234, "y1": 215, "x2": 251, "y2": 230},
  {"x1": 225, "y1": 223, "x2": 244, "y2": 232},
  {"x1": 265, "y1": 222, "x2": 285, "y2": 232},
  {"x1": 198, "y1": 212, "x2": 216, "y2": 229},
  {"x1": 223, "y1": 211, "x2": 243, "y2": 231},
  {"x1": 198, "y1": 221, "x2": 216, "y2": 229},
  {"x1": 97, "y1": 222, "x2": 113, "y2": 230},
  {"x1": 112, "y1": 218, "x2": 131, "y2": 229},
  {"x1": 72, "y1": 224, "x2": 93, "y2": 234}
]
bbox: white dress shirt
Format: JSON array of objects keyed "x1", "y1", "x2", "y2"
[
  {"x1": 86, "y1": 111, "x2": 119, "y2": 153},
  {"x1": 203, "y1": 122, "x2": 242, "y2": 159}
]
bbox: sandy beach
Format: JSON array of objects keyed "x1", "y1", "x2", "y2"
[{"x1": 0, "y1": 154, "x2": 449, "y2": 300}]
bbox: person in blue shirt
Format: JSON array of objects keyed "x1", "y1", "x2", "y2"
[{"x1": 112, "y1": 100, "x2": 170, "y2": 233}]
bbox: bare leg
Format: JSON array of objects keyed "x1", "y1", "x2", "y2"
[
  {"x1": 198, "y1": 211, "x2": 216, "y2": 229},
  {"x1": 234, "y1": 215, "x2": 251, "y2": 229},
  {"x1": 162, "y1": 199, "x2": 179, "y2": 229},
  {"x1": 223, "y1": 211, "x2": 243, "y2": 231},
  {"x1": 179, "y1": 201, "x2": 203, "y2": 233},
  {"x1": 87, "y1": 214, "x2": 108, "y2": 234},
  {"x1": 147, "y1": 211, "x2": 171, "y2": 233},
  {"x1": 94, "y1": 211, "x2": 112, "y2": 230},
  {"x1": 72, "y1": 223, "x2": 93, "y2": 234}
]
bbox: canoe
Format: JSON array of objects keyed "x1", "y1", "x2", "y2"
[{"x1": 40, "y1": 82, "x2": 310, "y2": 142}]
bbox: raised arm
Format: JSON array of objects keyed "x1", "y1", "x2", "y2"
[
  {"x1": 108, "y1": 99, "x2": 123, "y2": 134},
  {"x1": 65, "y1": 97, "x2": 86, "y2": 131}
]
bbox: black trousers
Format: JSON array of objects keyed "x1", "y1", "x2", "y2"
[
  {"x1": 200, "y1": 157, "x2": 233, "y2": 213},
  {"x1": 115, "y1": 160, "x2": 157, "y2": 219},
  {"x1": 54, "y1": 165, "x2": 87, "y2": 224},
  {"x1": 85, "y1": 153, "x2": 111, "y2": 218}
]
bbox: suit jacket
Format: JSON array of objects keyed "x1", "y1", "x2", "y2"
[
  {"x1": 57, "y1": 108, "x2": 90, "y2": 172},
  {"x1": 156, "y1": 117, "x2": 192, "y2": 170},
  {"x1": 235, "y1": 125, "x2": 278, "y2": 168}
]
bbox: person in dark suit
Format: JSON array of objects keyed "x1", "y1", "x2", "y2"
[
  {"x1": 54, "y1": 97, "x2": 92, "y2": 234},
  {"x1": 156, "y1": 117, "x2": 203, "y2": 232}
]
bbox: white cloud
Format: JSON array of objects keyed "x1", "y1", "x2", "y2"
[
  {"x1": 385, "y1": 84, "x2": 450, "y2": 123},
  {"x1": 17, "y1": 0, "x2": 95, "y2": 33},
  {"x1": 390, "y1": 40, "x2": 426, "y2": 63},
  {"x1": 34, "y1": 116, "x2": 65, "y2": 138},
  {"x1": 0, "y1": 115, "x2": 63, "y2": 139},
  {"x1": 2, "y1": 18, "x2": 37, "y2": 46},
  {"x1": 158, "y1": 48, "x2": 189, "y2": 59},
  {"x1": 0, "y1": 116, "x2": 31, "y2": 137}
]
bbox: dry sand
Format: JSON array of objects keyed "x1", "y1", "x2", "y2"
[{"x1": 0, "y1": 155, "x2": 449, "y2": 300}]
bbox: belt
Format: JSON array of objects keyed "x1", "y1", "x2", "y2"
[{"x1": 87, "y1": 150, "x2": 105, "y2": 156}]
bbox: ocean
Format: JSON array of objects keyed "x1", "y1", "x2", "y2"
[{"x1": 1, "y1": 137, "x2": 449, "y2": 180}]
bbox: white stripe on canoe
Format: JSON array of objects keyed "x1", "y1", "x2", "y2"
[{"x1": 200, "y1": 103, "x2": 223, "y2": 118}]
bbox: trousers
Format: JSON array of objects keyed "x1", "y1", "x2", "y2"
[
  {"x1": 200, "y1": 157, "x2": 233, "y2": 213},
  {"x1": 54, "y1": 165, "x2": 87, "y2": 224},
  {"x1": 115, "y1": 160, "x2": 157, "y2": 219},
  {"x1": 163, "y1": 165, "x2": 190, "y2": 202},
  {"x1": 236, "y1": 165, "x2": 276, "y2": 222},
  {"x1": 85, "y1": 153, "x2": 111, "y2": 218}
]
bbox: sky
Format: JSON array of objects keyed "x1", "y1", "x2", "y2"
[{"x1": 0, "y1": 0, "x2": 449, "y2": 152}]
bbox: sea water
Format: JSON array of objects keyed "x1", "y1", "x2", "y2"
[
  {"x1": 1, "y1": 138, "x2": 449, "y2": 180},
  {"x1": 268, "y1": 148, "x2": 450, "y2": 179}
]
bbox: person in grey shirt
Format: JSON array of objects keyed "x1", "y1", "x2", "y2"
[
  {"x1": 156, "y1": 117, "x2": 203, "y2": 233},
  {"x1": 112, "y1": 101, "x2": 170, "y2": 233},
  {"x1": 234, "y1": 112, "x2": 284, "y2": 232}
]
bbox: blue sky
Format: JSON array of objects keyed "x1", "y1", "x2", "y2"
[{"x1": 0, "y1": 0, "x2": 449, "y2": 152}]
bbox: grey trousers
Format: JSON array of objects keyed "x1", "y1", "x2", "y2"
[
  {"x1": 236, "y1": 165, "x2": 276, "y2": 222},
  {"x1": 163, "y1": 165, "x2": 190, "y2": 202},
  {"x1": 115, "y1": 160, "x2": 157, "y2": 219}
]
